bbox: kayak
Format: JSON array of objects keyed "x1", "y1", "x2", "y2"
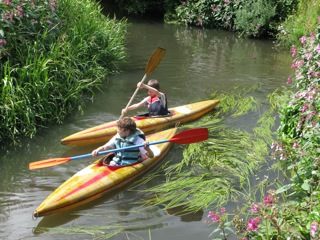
[
  {"x1": 61, "y1": 99, "x2": 219, "y2": 146},
  {"x1": 33, "y1": 128, "x2": 177, "y2": 217}
]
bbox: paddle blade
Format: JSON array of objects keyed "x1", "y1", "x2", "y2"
[
  {"x1": 29, "y1": 157, "x2": 71, "y2": 170},
  {"x1": 169, "y1": 128, "x2": 209, "y2": 144},
  {"x1": 145, "y1": 47, "x2": 166, "y2": 75}
]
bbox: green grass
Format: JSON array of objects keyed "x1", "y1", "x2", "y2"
[
  {"x1": 0, "y1": 0, "x2": 127, "y2": 144},
  {"x1": 277, "y1": 0, "x2": 320, "y2": 47}
]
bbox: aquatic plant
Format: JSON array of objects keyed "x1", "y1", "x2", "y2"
[{"x1": 140, "y1": 87, "x2": 272, "y2": 213}]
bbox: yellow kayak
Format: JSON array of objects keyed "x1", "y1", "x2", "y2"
[
  {"x1": 61, "y1": 99, "x2": 219, "y2": 146},
  {"x1": 33, "y1": 128, "x2": 177, "y2": 217}
]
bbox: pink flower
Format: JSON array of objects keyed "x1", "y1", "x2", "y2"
[
  {"x1": 287, "y1": 76, "x2": 292, "y2": 84},
  {"x1": 300, "y1": 36, "x2": 307, "y2": 45},
  {"x1": 292, "y1": 142, "x2": 299, "y2": 149},
  {"x1": 311, "y1": 221, "x2": 318, "y2": 237},
  {"x1": 316, "y1": 44, "x2": 320, "y2": 54},
  {"x1": 310, "y1": 71, "x2": 320, "y2": 78},
  {"x1": 220, "y1": 207, "x2": 226, "y2": 214},
  {"x1": 15, "y1": 5, "x2": 24, "y2": 18},
  {"x1": 3, "y1": 0, "x2": 12, "y2": 5},
  {"x1": 263, "y1": 194, "x2": 274, "y2": 206},
  {"x1": 0, "y1": 39, "x2": 7, "y2": 47},
  {"x1": 290, "y1": 46, "x2": 297, "y2": 57},
  {"x1": 247, "y1": 217, "x2": 261, "y2": 232},
  {"x1": 2, "y1": 11, "x2": 14, "y2": 22},
  {"x1": 301, "y1": 104, "x2": 309, "y2": 113},
  {"x1": 291, "y1": 60, "x2": 304, "y2": 69},
  {"x1": 250, "y1": 203, "x2": 260, "y2": 213},
  {"x1": 305, "y1": 52, "x2": 313, "y2": 60},
  {"x1": 208, "y1": 211, "x2": 220, "y2": 223}
]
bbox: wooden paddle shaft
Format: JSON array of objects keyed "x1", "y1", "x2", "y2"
[{"x1": 119, "y1": 73, "x2": 148, "y2": 119}]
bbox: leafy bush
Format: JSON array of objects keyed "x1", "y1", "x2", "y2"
[
  {"x1": 0, "y1": 0, "x2": 126, "y2": 144},
  {"x1": 166, "y1": 0, "x2": 298, "y2": 38},
  {"x1": 277, "y1": 0, "x2": 320, "y2": 48},
  {"x1": 275, "y1": 25, "x2": 320, "y2": 195},
  {"x1": 234, "y1": 0, "x2": 276, "y2": 37},
  {"x1": 170, "y1": 0, "x2": 239, "y2": 29}
]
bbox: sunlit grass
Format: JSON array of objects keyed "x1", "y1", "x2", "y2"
[
  {"x1": 0, "y1": 0, "x2": 126, "y2": 145},
  {"x1": 277, "y1": 0, "x2": 320, "y2": 47}
]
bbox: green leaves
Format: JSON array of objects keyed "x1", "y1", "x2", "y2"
[{"x1": 0, "y1": 0, "x2": 126, "y2": 144}]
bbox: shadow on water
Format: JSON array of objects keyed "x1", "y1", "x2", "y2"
[
  {"x1": 166, "y1": 205, "x2": 204, "y2": 222},
  {"x1": 33, "y1": 212, "x2": 79, "y2": 234}
]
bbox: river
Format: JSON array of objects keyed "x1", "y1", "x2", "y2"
[{"x1": 0, "y1": 19, "x2": 291, "y2": 240}]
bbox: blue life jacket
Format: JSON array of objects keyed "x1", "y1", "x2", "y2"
[
  {"x1": 147, "y1": 95, "x2": 169, "y2": 116},
  {"x1": 112, "y1": 129, "x2": 145, "y2": 166}
]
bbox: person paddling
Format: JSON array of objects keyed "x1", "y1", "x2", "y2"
[
  {"x1": 121, "y1": 79, "x2": 170, "y2": 117},
  {"x1": 92, "y1": 117, "x2": 154, "y2": 166}
]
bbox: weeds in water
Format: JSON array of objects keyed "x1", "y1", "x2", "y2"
[{"x1": 141, "y1": 88, "x2": 273, "y2": 214}]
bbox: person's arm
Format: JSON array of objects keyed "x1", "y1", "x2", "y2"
[
  {"x1": 136, "y1": 137, "x2": 154, "y2": 159},
  {"x1": 91, "y1": 137, "x2": 115, "y2": 156},
  {"x1": 144, "y1": 142, "x2": 154, "y2": 158},
  {"x1": 137, "y1": 82, "x2": 163, "y2": 97},
  {"x1": 121, "y1": 98, "x2": 148, "y2": 115}
]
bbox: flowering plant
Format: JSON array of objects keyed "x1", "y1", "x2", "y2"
[
  {"x1": 0, "y1": 0, "x2": 59, "y2": 60},
  {"x1": 207, "y1": 190, "x2": 319, "y2": 239},
  {"x1": 275, "y1": 23, "x2": 319, "y2": 196},
  {"x1": 207, "y1": 23, "x2": 319, "y2": 240}
]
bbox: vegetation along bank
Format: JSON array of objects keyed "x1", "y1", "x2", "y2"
[{"x1": 0, "y1": 0, "x2": 126, "y2": 144}]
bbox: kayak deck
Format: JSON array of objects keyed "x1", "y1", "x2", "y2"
[
  {"x1": 61, "y1": 99, "x2": 219, "y2": 146},
  {"x1": 34, "y1": 128, "x2": 178, "y2": 217}
]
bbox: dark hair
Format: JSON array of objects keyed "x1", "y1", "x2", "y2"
[
  {"x1": 147, "y1": 79, "x2": 160, "y2": 90},
  {"x1": 117, "y1": 117, "x2": 136, "y2": 133}
]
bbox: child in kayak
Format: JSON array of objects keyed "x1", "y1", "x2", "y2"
[
  {"x1": 91, "y1": 117, "x2": 154, "y2": 166},
  {"x1": 121, "y1": 79, "x2": 170, "y2": 117}
]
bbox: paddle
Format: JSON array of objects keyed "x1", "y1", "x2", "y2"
[
  {"x1": 119, "y1": 47, "x2": 166, "y2": 119},
  {"x1": 29, "y1": 128, "x2": 208, "y2": 170}
]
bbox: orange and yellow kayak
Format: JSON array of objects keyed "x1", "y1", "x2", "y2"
[
  {"x1": 61, "y1": 99, "x2": 219, "y2": 146},
  {"x1": 34, "y1": 128, "x2": 177, "y2": 217}
]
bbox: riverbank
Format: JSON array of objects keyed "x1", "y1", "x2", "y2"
[{"x1": 0, "y1": 0, "x2": 126, "y2": 145}]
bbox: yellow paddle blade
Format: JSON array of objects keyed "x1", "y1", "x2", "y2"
[{"x1": 145, "y1": 47, "x2": 166, "y2": 75}]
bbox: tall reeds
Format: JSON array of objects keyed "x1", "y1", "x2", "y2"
[{"x1": 0, "y1": 0, "x2": 126, "y2": 144}]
